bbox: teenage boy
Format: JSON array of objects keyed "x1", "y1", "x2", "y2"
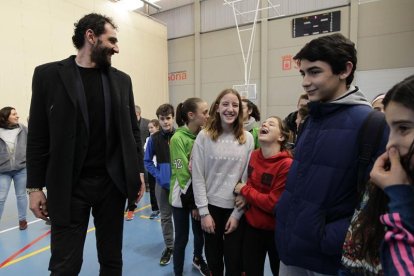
[
  {"x1": 144, "y1": 104, "x2": 175, "y2": 266},
  {"x1": 275, "y1": 33, "x2": 388, "y2": 275}
]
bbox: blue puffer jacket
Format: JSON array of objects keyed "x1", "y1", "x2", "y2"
[
  {"x1": 144, "y1": 129, "x2": 175, "y2": 190},
  {"x1": 275, "y1": 88, "x2": 388, "y2": 274}
]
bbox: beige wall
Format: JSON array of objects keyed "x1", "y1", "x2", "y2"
[
  {"x1": 0, "y1": 0, "x2": 168, "y2": 121},
  {"x1": 358, "y1": 0, "x2": 414, "y2": 70},
  {"x1": 168, "y1": 0, "x2": 414, "y2": 119}
]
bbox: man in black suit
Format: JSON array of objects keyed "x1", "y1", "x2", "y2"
[{"x1": 26, "y1": 13, "x2": 145, "y2": 275}]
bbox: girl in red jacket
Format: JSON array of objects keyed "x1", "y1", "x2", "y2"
[{"x1": 234, "y1": 116, "x2": 293, "y2": 276}]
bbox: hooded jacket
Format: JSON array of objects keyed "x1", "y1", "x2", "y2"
[
  {"x1": 275, "y1": 86, "x2": 388, "y2": 274},
  {"x1": 169, "y1": 126, "x2": 196, "y2": 207},
  {"x1": 240, "y1": 149, "x2": 292, "y2": 230},
  {"x1": 0, "y1": 124, "x2": 27, "y2": 173},
  {"x1": 244, "y1": 117, "x2": 260, "y2": 149},
  {"x1": 144, "y1": 128, "x2": 175, "y2": 189}
]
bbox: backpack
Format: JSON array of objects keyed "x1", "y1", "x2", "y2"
[{"x1": 356, "y1": 110, "x2": 387, "y2": 194}]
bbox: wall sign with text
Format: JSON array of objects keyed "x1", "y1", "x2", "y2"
[{"x1": 168, "y1": 71, "x2": 187, "y2": 81}]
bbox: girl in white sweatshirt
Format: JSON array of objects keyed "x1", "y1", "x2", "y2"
[{"x1": 191, "y1": 89, "x2": 254, "y2": 276}]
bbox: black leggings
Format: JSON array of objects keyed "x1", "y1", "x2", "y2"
[
  {"x1": 243, "y1": 222, "x2": 279, "y2": 276},
  {"x1": 204, "y1": 204, "x2": 244, "y2": 276},
  {"x1": 148, "y1": 173, "x2": 158, "y2": 211}
]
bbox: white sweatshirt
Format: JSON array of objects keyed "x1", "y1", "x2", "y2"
[{"x1": 191, "y1": 129, "x2": 254, "y2": 219}]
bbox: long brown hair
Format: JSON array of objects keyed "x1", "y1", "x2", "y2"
[
  {"x1": 353, "y1": 75, "x2": 414, "y2": 263},
  {"x1": 268, "y1": 116, "x2": 292, "y2": 155},
  {"x1": 205, "y1": 89, "x2": 246, "y2": 144}
]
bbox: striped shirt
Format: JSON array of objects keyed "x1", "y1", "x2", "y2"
[{"x1": 380, "y1": 185, "x2": 414, "y2": 276}]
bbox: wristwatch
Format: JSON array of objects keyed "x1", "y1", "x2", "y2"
[
  {"x1": 26, "y1": 188, "x2": 43, "y2": 195},
  {"x1": 200, "y1": 214, "x2": 210, "y2": 218}
]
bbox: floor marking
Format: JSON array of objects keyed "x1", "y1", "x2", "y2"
[
  {"x1": 0, "y1": 219, "x2": 43, "y2": 234},
  {"x1": 0, "y1": 204, "x2": 151, "y2": 268},
  {"x1": 0, "y1": 230, "x2": 51, "y2": 268}
]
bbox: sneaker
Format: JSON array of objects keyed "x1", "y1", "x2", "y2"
[
  {"x1": 193, "y1": 256, "x2": 210, "y2": 276},
  {"x1": 19, "y1": 220, "x2": 28, "y2": 230},
  {"x1": 149, "y1": 210, "x2": 160, "y2": 219},
  {"x1": 159, "y1": 248, "x2": 173, "y2": 266},
  {"x1": 126, "y1": 211, "x2": 134, "y2": 221}
]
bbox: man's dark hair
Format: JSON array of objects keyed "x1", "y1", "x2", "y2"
[
  {"x1": 156, "y1": 104, "x2": 175, "y2": 118},
  {"x1": 72, "y1": 13, "x2": 117, "y2": 50},
  {"x1": 294, "y1": 33, "x2": 357, "y2": 85}
]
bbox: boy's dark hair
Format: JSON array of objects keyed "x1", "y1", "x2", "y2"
[
  {"x1": 298, "y1": 93, "x2": 309, "y2": 103},
  {"x1": 149, "y1": 119, "x2": 160, "y2": 128},
  {"x1": 242, "y1": 99, "x2": 261, "y2": 122},
  {"x1": 72, "y1": 13, "x2": 117, "y2": 50},
  {"x1": 294, "y1": 33, "x2": 357, "y2": 85},
  {"x1": 176, "y1": 98, "x2": 204, "y2": 127},
  {"x1": 156, "y1": 104, "x2": 175, "y2": 118}
]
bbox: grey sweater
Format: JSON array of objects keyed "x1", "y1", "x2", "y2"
[
  {"x1": 191, "y1": 129, "x2": 254, "y2": 219},
  {"x1": 0, "y1": 124, "x2": 28, "y2": 173}
]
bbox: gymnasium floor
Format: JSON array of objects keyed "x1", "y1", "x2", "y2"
[{"x1": 0, "y1": 186, "x2": 272, "y2": 275}]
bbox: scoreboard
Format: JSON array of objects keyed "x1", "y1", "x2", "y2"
[{"x1": 292, "y1": 11, "x2": 341, "y2": 38}]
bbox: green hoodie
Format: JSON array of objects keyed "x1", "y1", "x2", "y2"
[{"x1": 169, "y1": 126, "x2": 197, "y2": 207}]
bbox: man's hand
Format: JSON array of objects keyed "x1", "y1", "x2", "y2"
[
  {"x1": 135, "y1": 184, "x2": 145, "y2": 203},
  {"x1": 370, "y1": 147, "x2": 411, "y2": 190},
  {"x1": 29, "y1": 191, "x2": 49, "y2": 222}
]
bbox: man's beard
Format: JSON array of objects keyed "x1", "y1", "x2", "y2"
[
  {"x1": 401, "y1": 138, "x2": 414, "y2": 183},
  {"x1": 91, "y1": 40, "x2": 113, "y2": 70}
]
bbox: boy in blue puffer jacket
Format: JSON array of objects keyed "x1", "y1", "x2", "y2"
[
  {"x1": 275, "y1": 33, "x2": 388, "y2": 275},
  {"x1": 144, "y1": 103, "x2": 175, "y2": 266}
]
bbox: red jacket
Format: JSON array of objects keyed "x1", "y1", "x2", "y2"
[{"x1": 241, "y1": 149, "x2": 292, "y2": 230}]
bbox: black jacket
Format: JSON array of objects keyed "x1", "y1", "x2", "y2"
[{"x1": 27, "y1": 56, "x2": 144, "y2": 226}]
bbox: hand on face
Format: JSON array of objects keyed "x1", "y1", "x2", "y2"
[{"x1": 370, "y1": 147, "x2": 411, "y2": 190}]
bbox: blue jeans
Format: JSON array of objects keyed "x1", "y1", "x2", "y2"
[
  {"x1": 172, "y1": 207, "x2": 204, "y2": 275},
  {"x1": 0, "y1": 168, "x2": 28, "y2": 221}
]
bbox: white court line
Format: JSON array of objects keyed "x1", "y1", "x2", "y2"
[{"x1": 0, "y1": 219, "x2": 43, "y2": 234}]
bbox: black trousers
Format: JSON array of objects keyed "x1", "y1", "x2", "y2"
[
  {"x1": 148, "y1": 173, "x2": 158, "y2": 211},
  {"x1": 243, "y1": 222, "x2": 279, "y2": 276},
  {"x1": 49, "y1": 175, "x2": 126, "y2": 276},
  {"x1": 204, "y1": 204, "x2": 244, "y2": 276}
]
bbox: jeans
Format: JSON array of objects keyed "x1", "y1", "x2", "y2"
[
  {"x1": 0, "y1": 168, "x2": 27, "y2": 221},
  {"x1": 279, "y1": 262, "x2": 336, "y2": 276},
  {"x1": 172, "y1": 206, "x2": 204, "y2": 275}
]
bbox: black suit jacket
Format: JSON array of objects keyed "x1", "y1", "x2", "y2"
[
  {"x1": 27, "y1": 56, "x2": 144, "y2": 226},
  {"x1": 138, "y1": 117, "x2": 150, "y2": 149}
]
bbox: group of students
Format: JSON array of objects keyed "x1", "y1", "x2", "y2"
[
  {"x1": 137, "y1": 32, "x2": 414, "y2": 276},
  {"x1": 1, "y1": 18, "x2": 413, "y2": 276},
  {"x1": 141, "y1": 89, "x2": 292, "y2": 276}
]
